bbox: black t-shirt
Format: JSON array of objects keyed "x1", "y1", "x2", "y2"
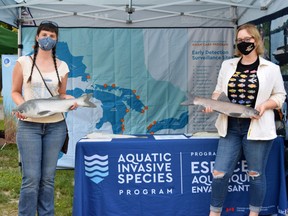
[{"x1": 227, "y1": 57, "x2": 259, "y2": 108}]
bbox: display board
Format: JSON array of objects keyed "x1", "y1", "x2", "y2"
[{"x1": 18, "y1": 27, "x2": 234, "y2": 167}]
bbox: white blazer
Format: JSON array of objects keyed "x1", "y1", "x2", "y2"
[{"x1": 214, "y1": 56, "x2": 286, "y2": 140}]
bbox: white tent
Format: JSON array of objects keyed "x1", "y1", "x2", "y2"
[
  {"x1": 1, "y1": 0, "x2": 288, "y2": 168},
  {"x1": 0, "y1": 0, "x2": 287, "y2": 28}
]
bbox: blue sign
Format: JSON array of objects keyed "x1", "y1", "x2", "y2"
[{"x1": 73, "y1": 136, "x2": 287, "y2": 216}]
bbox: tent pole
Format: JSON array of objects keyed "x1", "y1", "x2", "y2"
[{"x1": 17, "y1": 6, "x2": 22, "y2": 57}]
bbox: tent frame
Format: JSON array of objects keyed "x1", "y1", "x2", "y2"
[{"x1": 0, "y1": 0, "x2": 273, "y2": 26}]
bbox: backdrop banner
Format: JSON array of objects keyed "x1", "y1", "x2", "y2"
[
  {"x1": 4, "y1": 28, "x2": 234, "y2": 168},
  {"x1": 1, "y1": 55, "x2": 17, "y2": 143}
]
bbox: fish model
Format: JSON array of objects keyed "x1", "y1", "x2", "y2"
[
  {"x1": 181, "y1": 92, "x2": 260, "y2": 118},
  {"x1": 13, "y1": 93, "x2": 96, "y2": 118}
]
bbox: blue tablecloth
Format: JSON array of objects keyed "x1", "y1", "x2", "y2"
[{"x1": 73, "y1": 135, "x2": 287, "y2": 216}]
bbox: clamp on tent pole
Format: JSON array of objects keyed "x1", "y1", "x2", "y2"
[
  {"x1": 17, "y1": 7, "x2": 23, "y2": 57},
  {"x1": 126, "y1": 0, "x2": 135, "y2": 24},
  {"x1": 260, "y1": 0, "x2": 274, "y2": 10}
]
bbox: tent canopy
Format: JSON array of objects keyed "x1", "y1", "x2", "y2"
[
  {"x1": 0, "y1": 26, "x2": 17, "y2": 55},
  {"x1": 0, "y1": 0, "x2": 286, "y2": 28}
]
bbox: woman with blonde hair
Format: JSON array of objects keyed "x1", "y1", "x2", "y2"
[{"x1": 204, "y1": 23, "x2": 286, "y2": 216}]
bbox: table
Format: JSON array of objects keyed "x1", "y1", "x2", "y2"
[{"x1": 73, "y1": 135, "x2": 287, "y2": 216}]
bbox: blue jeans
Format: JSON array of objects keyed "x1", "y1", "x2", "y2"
[
  {"x1": 16, "y1": 120, "x2": 66, "y2": 216},
  {"x1": 210, "y1": 117, "x2": 273, "y2": 213}
]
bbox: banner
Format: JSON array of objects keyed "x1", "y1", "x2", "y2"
[
  {"x1": 187, "y1": 28, "x2": 234, "y2": 132},
  {"x1": 1, "y1": 55, "x2": 17, "y2": 143},
  {"x1": 73, "y1": 136, "x2": 287, "y2": 216},
  {"x1": 2, "y1": 28, "x2": 234, "y2": 167}
]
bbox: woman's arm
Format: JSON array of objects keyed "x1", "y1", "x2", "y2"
[
  {"x1": 11, "y1": 61, "x2": 26, "y2": 119},
  {"x1": 11, "y1": 62, "x2": 25, "y2": 105}
]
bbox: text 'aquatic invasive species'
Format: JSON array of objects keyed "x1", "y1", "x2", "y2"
[
  {"x1": 13, "y1": 93, "x2": 96, "y2": 118},
  {"x1": 181, "y1": 92, "x2": 259, "y2": 118}
]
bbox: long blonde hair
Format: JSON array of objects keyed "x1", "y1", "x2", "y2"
[{"x1": 234, "y1": 23, "x2": 265, "y2": 57}]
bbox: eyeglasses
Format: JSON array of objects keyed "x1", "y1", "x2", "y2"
[
  {"x1": 40, "y1": 20, "x2": 58, "y2": 28},
  {"x1": 236, "y1": 37, "x2": 253, "y2": 44}
]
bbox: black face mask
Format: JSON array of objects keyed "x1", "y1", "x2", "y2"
[{"x1": 237, "y1": 42, "x2": 255, "y2": 55}]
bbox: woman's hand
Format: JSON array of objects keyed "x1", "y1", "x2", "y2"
[
  {"x1": 202, "y1": 106, "x2": 213, "y2": 113},
  {"x1": 13, "y1": 111, "x2": 27, "y2": 120},
  {"x1": 252, "y1": 99, "x2": 278, "y2": 120},
  {"x1": 252, "y1": 104, "x2": 266, "y2": 120},
  {"x1": 61, "y1": 94, "x2": 78, "y2": 110},
  {"x1": 70, "y1": 102, "x2": 78, "y2": 110},
  {"x1": 201, "y1": 93, "x2": 218, "y2": 113}
]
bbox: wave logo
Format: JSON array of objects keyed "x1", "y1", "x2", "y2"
[{"x1": 84, "y1": 154, "x2": 109, "y2": 184}]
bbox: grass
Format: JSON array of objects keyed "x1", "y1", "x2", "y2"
[
  {"x1": 0, "y1": 119, "x2": 4, "y2": 131},
  {"x1": 0, "y1": 138, "x2": 75, "y2": 216}
]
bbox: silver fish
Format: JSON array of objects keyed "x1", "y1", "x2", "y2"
[
  {"x1": 13, "y1": 93, "x2": 96, "y2": 118},
  {"x1": 181, "y1": 92, "x2": 259, "y2": 118}
]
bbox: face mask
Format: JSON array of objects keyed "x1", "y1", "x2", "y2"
[
  {"x1": 38, "y1": 37, "x2": 57, "y2": 51},
  {"x1": 237, "y1": 42, "x2": 255, "y2": 55}
]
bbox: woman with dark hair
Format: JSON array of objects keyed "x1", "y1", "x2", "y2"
[
  {"x1": 11, "y1": 21, "x2": 76, "y2": 216},
  {"x1": 204, "y1": 23, "x2": 286, "y2": 216}
]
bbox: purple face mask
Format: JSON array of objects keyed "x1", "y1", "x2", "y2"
[{"x1": 38, "y1": 37, "x2": 57, "y2": 51}]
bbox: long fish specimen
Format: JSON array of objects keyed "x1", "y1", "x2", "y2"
[
  {"x1": 181, "y1": 92, "x2": 259, "y2": 118},
  {"x1": 13, "y1": 93, "x2": 96, "y2": 118}
]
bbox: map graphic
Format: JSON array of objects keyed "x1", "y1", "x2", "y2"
[
  {"x1": 56, "y1": 39, "x2": 188, "y2": 136},
  {"x1": 6, "y1": 27, "x2": 233, "y2": 167}
]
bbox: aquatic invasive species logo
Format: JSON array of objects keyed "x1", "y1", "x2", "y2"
[
  {"x1": 117, "y1": 153, "x2": 173, "y2": 196},
  {"x1": 84, "y1": 154, "x2": 109, "y2": 184},
  {"x1": 117, "y1": 153, "x2": 173, "y2": 184}
]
